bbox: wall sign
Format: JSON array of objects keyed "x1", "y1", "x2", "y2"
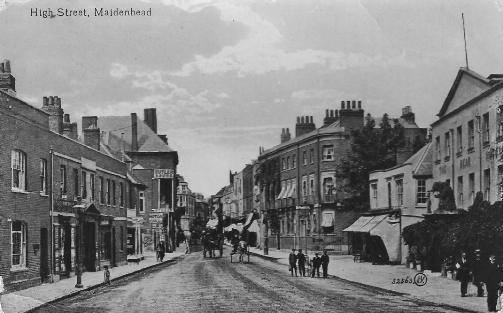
[{"x1": 153, "y1": 169, "x2": 174, "y2": 179}]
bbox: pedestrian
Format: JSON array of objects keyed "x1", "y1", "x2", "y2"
[
  {"x1": 159, "y1": 241, "x2": 165, "y2": 262},
  {"x1": 297, "y1": 249, "x2": 306, "y2": 277},
  {"x1": 289, "y1": 249, "x2": 298, "y2": 277},
  {"x1": 321, "y1": 250, "x2": 330, "y2": 278},
  {"x1": 185, "y1": 238, "x2": 190, "y2": 255},
  {"x1": 311, "y1": 253, "x2": 321, "y2": 278},
  {"x1": 472, "y1": 249, "x2": 485, "y2": 297},
  {"x1": 484, "y1": 254, "x2": 503, "y2": 312},
  {"x1": 456, "y1": 251, "x2": 471, "y2": 297},
  {"x1": 103, "y1": 265, "x2": 111, "y2": 285},
  {"x1": 156, "y1": 241, "x2": 162, "y2": 262}
]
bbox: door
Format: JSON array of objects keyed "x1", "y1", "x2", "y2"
[
  {"x1": 63, "y1": 223, "x2": 72, "y2": 276},
  {"x1": 83, "y1": 222, "x2": 96, "y2": 271},
  {"x1": 112, "y1": 227, "x2": 116, "y2": 267},
  {"x1": 40, "y1": 228, "x2": 49, "y2": 281}
]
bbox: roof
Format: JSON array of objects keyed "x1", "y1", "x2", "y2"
[
  {"x1": 261, "y1": 120, "x2": 345, "y2": 157},
  {"x1": 370, "y1": 142, "x2": 432, "y2": 177},
  {"x1": 97, "y1": 116, "x2": 175, "y2": 153},
  {"x1": 437, "y1": 67, "x2": 492, "y2": 117}
]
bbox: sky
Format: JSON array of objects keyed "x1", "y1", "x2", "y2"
[{"x1": 2, "y1": 0, "x2": 503, "y2": 197}]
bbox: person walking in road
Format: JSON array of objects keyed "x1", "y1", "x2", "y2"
[
  {"x1": 484, "y1": 254, "x2": 503, "y2": 312},
  {"x1": 472, "y1": 249, "x2": 485, "y2": 297},
  {"x1": 103, "y1": 265, "x2": 111, "y2": 285},
  {"x1": 158, "y1": 241, "x2": 165, "y2": 262},
  {"x1": 311, "y1": 253, "x2": 321, "y2": 278},
  {"x1": 456, "y1": 252, "x2": 471, "y2": 297},
  {"x1": 289, "y1": 249, "x2": 298, "y2": 277},
  {"x1": 321, "y1": 250, "x2": 330, "y2": 278},
  {"x1": 297, "y1": 249, "x2": 306, "y2": 277}
]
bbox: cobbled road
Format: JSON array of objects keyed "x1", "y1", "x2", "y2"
[{"x1": 33, "y1": 247, "x2": 472, "y2": 313}]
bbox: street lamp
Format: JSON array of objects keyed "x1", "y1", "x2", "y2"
[{"x1": 261, "y1": 209, "x2": 268, "y2": 255}]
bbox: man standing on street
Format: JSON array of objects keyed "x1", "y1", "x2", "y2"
[
  {"x1": 484, "y1": 254, "x2": 503, "y2": 312},
  {"x1": 456, "y1": 252, "x2": 471, "y2": 297},
  {"x1": 321, "y1": 250, "x2": 330, "y2": 278},
  {"x1": 297, "y1": 249, "x2": 306, "y2": 277},
  {"x1": 289, "y1": 249, "x2": 298, "y2": 277},
  {"x1": 311, "y1": 253, "x2": 321, "y2": 278}
]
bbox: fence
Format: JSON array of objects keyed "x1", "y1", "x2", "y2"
[{"x1": 268, "y1": 234, "x2": 350, "y2": 255}]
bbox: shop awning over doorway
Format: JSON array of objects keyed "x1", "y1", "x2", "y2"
[{"x1": 342, "y1": 216, "x2": 374, "y2": 232}]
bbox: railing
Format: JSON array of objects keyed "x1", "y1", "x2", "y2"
[{"x1": 268, "y1": 234, "x2": 350, "y2": 254}]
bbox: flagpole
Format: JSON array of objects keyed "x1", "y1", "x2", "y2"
[{"x1": 462, "y1": 13, "x2": 469, "y2": 69}]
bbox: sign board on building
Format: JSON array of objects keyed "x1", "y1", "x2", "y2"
[{"x1": 153, "y1": 169, "x2": 174, "y2": 179}]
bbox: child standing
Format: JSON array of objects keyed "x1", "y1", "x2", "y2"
[{"x1": 103, "y1": 265, "x2": 111, "y2": 285}]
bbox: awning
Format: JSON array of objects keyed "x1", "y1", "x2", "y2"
[
  {"x1": 359, "y1": 215, "x2": 387, "y2": 232},
  {"x1": 276, "y1": 183, "x2": 286, "y2": 199},
  {"x1": 285, "y1": 181, "x2": 295, "y2": 198},
  {"x1": 321, "y1": 212, "x2": 334, "y2": 227},
  {"x1": 370, "y1": 215, "x2": 401, "y2": 263},
  {"x1": 283, "y1": 181, "x2": 292, "y2": 199},
  {"x1": 343, "y1": 216, "x2": 374, "y2": 232}
]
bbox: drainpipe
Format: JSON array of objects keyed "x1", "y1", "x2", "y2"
[
  {"x1": 476, "y1": 116, "x2": 483, "y2": 196},
  {"x1": 49, "y1": 148, "x2": 55, "y2": 283},
  {"x1": 450, "y1": 129, "x2": 455, "y2": 206}
]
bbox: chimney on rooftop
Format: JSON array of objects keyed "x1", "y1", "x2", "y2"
[
  {"x1": 62, "y1": 114, "x2": 78, "y2": 140},
  {"x1": 323, "y1": 108, "x2": 338, "y2": 126},
  {"x1": 295, "y1": 115, "x2": 316, "y2": 137},
  {"x1": 401, "y1": 105, "x2": 415, "y2": 124},
  {"x1": 41, "y1": 95, "x2": 64, "y2": 134},
  {"x1": 82, "y1": 116, "x2": 100, "y2": 150},
  {"x1": 280, "y1": 128, "x2": 291, "y2": 143},
  {"x1": 131, "y1": 113, "x2": 138, "y2": 151},
  {"x1": 339, "y1": 99, "x2": 364, "y2": 132},
  {"x1": 0, "y1": 59, "x2": 16, "y2": 96},
  {"x1": 144, "y1": 108, "x2": 157, "y2": 134}
]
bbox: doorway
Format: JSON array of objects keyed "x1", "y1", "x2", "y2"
[{"x1": 83, "y1": 222, "x2": 96, "y2": 271}]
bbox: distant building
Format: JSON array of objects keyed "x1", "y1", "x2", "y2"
[{"x1": 344, "y1": 142, "x2": 433, "y2": 264}]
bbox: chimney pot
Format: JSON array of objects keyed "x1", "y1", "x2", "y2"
[
  {"x1": 297, "y1": 116, "x2": 300, "y2": 124},
  {"x1": 310, "y1": 116, "x2": 313, "y2": 124},
  {"x1": 48, "y1": 96, "x2": 54, "y2": 105},
  {"x1": 54, "y1": 96, "x2": 61, "y2": 107},
  {"x1": 0, "y1": 63, "x2": 4, "y2": 73},
  {"x1": 352, "y1": 100, "x2": 356, "y2": 109},
  {"x1": 3, "y1": 60, "x2": 11, "y2": 73},
  {"x1": 63, "y1": 114, "x2": 70, "y2": 123},
  {"x1": 325, "y1": 109, "x2": 329, "y2": 117},
  {"x1": 341, "y1": 101, "x2": 345, "y2": 110},
  {"x1": 305, "y1": 116, "x2": 309, "y2": 124},
  {"x1": 144, "y1": 108, "x2": 157, "y2": 134},
  {"x1": 43, "y1": 96, "x2": 48, "y2": 106},
  {"x1": 330, "y1": 109, "x2": 334, "y2": 117},
  {"x1": 301, "y1": 116, "x2": 304, "y2": 124},
  {"x1": 358, "y1": 100, "x2": 362, "y2": 109},
  {"x1": 335, "y1": 109, "x2": 339, "y2": 117}
]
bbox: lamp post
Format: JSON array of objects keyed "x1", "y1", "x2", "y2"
[
  {"x1": 262, "y1": 209, "x2": 268, "y2": 255},
  {"x1": 75, "y1": 209, "x2": 83, "y2": 288}
]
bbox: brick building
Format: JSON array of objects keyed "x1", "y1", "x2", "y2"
[
  {"x1": 98, "y1": 109, "x2": 179, "y2": 252},
  {"x1": 256, "y1": 101, "x2": 426, "y2": 253},
  {"x1": 0, "y1": 60, "x2": 131, "y2": 290}
]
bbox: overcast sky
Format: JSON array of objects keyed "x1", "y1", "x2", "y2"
[{"x1": 1, "y1": 0, "x2": 503, "y2": 196}]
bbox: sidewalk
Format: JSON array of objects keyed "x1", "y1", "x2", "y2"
[
  {"x1": 249, "y1": 247, "x2": 487, "y2": 313},
  {"x1": 1, "y1": 251, "x2": 184, "y2": 313}
]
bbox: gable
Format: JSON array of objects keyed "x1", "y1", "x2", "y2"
[{"x1": 438, "y1": 69, "x2": 491, "y2": 117}]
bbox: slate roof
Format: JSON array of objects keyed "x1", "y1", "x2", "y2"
[
  {"x1": 97, "y1": 116, "x2": 174, "y2": 153},
  {"x1": 370, "y1": 142, "x2": 432, "y2": 177}
]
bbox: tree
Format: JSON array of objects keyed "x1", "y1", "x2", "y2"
[{"x1": 337, "y1": 113, "x2": 406, "y2": 211}]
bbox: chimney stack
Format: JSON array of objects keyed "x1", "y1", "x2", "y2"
[
  {"x1": 281, "y1": 128, "x2": 291, "y2": 143},
  {"x1": 295, "y1": 115, "x2": 316, "y2": 137},
  {"x1": 131, "y1": 113, "x2": 138, "y2": 151},
  {"x1": 82, "y1": 116, "x2": 100, "y2": 150},
  {"x1": 41, "y1": 95, "x2": 64, "y2": 134},
  {"x1": 324, "y1": 107, "x2": 338, "y2": 126},
  {"x1": 339, "y1": 99, "x2": 364, "y2": 132},
  {"x1": 144, "y1": 108, "x2": 157, "y2": 134},
  {"x1": 400, "y1": 105, "x2": 415, "y2": 124},
  {"x1": 0, "y1": 59, "x2": 15, "y2": 96},
  {"x1": 62, "y1": 114, "x2": 78, "y2": 140}
]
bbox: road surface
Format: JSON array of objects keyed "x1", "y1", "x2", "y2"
[{"x1": 33, "y1": 247, "x2": 471, "y2": 313}]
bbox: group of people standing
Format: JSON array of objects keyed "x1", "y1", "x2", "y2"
[
  {"x1": 288, "y1": 249, "x2": 330, "y2": 278},
  {"x1": 455, "y1": 250, "x2": 503, "y2": 312}
]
